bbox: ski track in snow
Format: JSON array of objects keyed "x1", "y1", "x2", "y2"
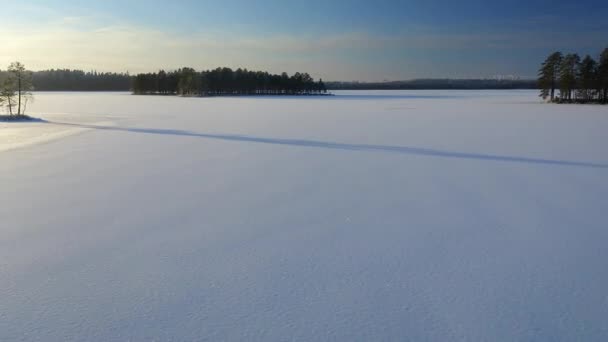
[{"x1": 1, "y1": 90, "x2": 607, "y2": 341}]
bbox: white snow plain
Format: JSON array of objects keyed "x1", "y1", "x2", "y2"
[{"x1": 1, "y1": 90, "x2": 607, "y2": 341}]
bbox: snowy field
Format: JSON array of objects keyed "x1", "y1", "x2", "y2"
[{"x1": 1, "y1": 90, "x2": 607, "y2": 341}]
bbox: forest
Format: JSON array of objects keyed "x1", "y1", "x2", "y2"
[
  {"x1": 1, "y1": 68, "x2": 327, "y2": 95},
  {"x1": 31, "y1": 69, "x2": 131, "y2": 91},
  {"x1": 132, "y1": 68, "x2": 328, "y2": 96},
  {"x1": 0, "y1": 69, "x2": 131, "y2": 91},
  {"x1": 538, "y1": 48, "x2": 608, "y2": 103}
]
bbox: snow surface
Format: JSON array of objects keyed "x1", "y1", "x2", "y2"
[{"x1": 1, "y1": 90, "x2": 607, "y2": 341}]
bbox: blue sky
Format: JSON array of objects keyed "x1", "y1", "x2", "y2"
[{"x1": 1, "y1": 0, "x2": 606, "y2": 81}]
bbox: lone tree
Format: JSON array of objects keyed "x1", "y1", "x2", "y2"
[
  {"x1": 538, "y1": 51, "x2": 562, "y2": 101},
  {"x1": 2, "y1": 62, "x2": 34, "y2": 116}
]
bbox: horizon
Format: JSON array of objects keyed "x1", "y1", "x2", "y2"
[
  {"x1": 1, "y1": 1, "x2": 607, "y2": 81},
  {"x1": 7, "y1": 67, "x2": 540, "y2": 83}
]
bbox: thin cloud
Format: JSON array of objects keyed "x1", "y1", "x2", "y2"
[{"x1": 0, "y1": 17, "x2": 605, "y2": 81}]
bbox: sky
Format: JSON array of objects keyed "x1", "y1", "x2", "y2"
[{"x1": 0, "y1": 0, "x2": 606, "y2": 81}]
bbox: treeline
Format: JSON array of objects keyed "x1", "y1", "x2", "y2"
[
  {"x1": 326, "y1": 79, "x2": 537, "y2": 90},
  {"x1": 0, "y1": 69, "x2": 126, "y2": 91},
  {"x1": 32, "y1": 70, "x2": 131, "y2": 91},
  {"x1": 25, "y1": 69, "x2": 131, "y2": 91},
  {"x1": 538, "y1": 48, "x2": 608, "y2": 103},
  {"x1": 132, "y1": 68, "x2": 328, "y2": 96}
]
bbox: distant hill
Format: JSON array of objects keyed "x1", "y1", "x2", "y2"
[{"x1": 326, "y1": 79, "x2": 538, "y2": 90}]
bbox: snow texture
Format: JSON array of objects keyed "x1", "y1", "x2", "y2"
[{"x1": 1, "y1": 90, "x2": 607, "y2": 341}]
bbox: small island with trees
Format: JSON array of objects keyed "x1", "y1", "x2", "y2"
[
  {"x1": 0, "y1": 62, "x2": 35, "y2": 121},
  {"x1": 538, "y1": 47, "x2": 608, "y2": 104},
  {"x1": 132, "y1": 68, "x2": 329, "y2": 96}
]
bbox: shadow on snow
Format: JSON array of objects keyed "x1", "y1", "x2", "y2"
[{"x1": 47, "y1": 121, "x2": 608, "y2": 169}]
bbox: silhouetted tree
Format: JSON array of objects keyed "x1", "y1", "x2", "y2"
[
  {"x1": 576, "y1": 55, "x2": 597, "y2": 101},
  {"x1": 559, "y1": 53, "x2": 580, "y2": 101},
  {"x1": 538, "y1": 52, "x2": 562, "y2": 101}
]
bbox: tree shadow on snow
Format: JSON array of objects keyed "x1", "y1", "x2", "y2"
[{"x1": 46, "y1": 121, "x2": 608, "y2": 169}]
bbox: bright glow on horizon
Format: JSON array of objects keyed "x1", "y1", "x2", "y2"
[{"x1": 0, "y1": 1, "x2": 606, "y2": 81}]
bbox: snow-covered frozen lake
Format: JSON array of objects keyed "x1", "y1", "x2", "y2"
[{"x1": 1, "y1": 90, "x2": 607, "y2": 341}]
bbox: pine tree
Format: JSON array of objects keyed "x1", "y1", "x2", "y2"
[
  {"x1": 559, "y1": 54, "x2": 580, "y2": 101},
  {"x1": 576, "y1": 55, "x2": 597, "y2": 101},
  {"x1": 538, "y1": 52, "x2": 562, "y2": 101}
]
